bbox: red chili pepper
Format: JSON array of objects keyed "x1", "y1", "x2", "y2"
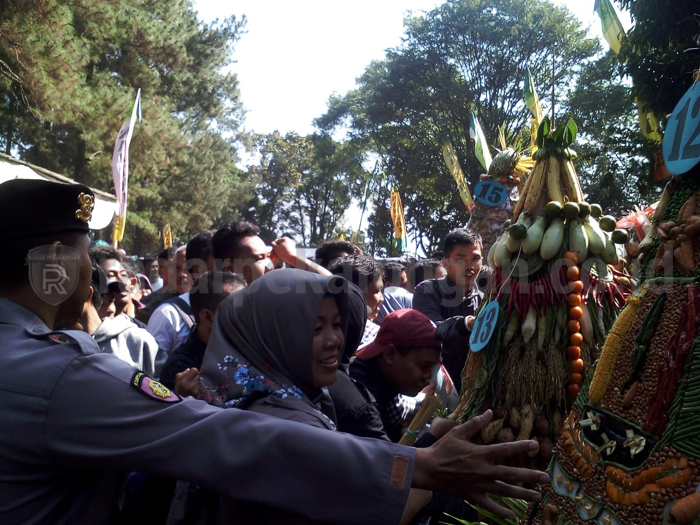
[
  {"x1": 591, "y1": 278, "x2": 597, "y2": 306},
  {"x1": 512, "y1": 280, "x2": 521, "y2": 316}
]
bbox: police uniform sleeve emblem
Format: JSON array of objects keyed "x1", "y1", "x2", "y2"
[{"x1": 131, "y1": 371, "x2": 182, "y2": 403}]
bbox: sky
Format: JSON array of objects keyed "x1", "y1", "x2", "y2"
[{"x1": 193, "y1": 0, "x2": 632, "y2": 250}]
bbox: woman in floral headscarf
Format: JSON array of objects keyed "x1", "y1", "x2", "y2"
[
  {"x1": 200, "y1": 268, "x2": 349, "y2": 429},
  {"x1": 171, "y1": 269, "x2": 430, "y2": 525}
]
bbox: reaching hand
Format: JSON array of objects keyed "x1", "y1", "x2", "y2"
[
  {"x1": 420, "y1": 380, "x2": 436, "y2": 396},
  {"x1": 173, "y1": 368, "x2": 200, "y2": 398},
  {"x1": 270, "y1": 237, "x2": 297, "y2": 266},
  {"x1": 413, "y1": 410, "x2": 548, "y2": 520}
]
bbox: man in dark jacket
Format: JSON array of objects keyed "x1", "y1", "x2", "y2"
[
  {"x1": 413, "y1": 229, "x2": 483, "y2": 391},
  {"x1": 159, "y1": 271, "x2": 246, "y2": 392},
  {"x1": 350, "y1": 309, "x2": 446, "y2": 444},
  {"x1": 328, "y1": 283, "x2": 390, "y2": 441}
]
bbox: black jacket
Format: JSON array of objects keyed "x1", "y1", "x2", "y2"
[
  {"x1": 412, "y1": 277, "x2": 483, "y2": 391},
  {"x1": 159, "y1": 329, "x2": 207, "y2": 389}
]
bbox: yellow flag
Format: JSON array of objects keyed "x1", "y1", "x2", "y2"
[
  {"x1": 112, "y1": 214, "x2": 126, "y2": 244},
  {"x1": 390, "y1": 191, "x2": 408, "y2": 251},
  {"x1": 163, "y1": 224, "x2": 173, "y2": 249},
  {"x1": 442, "y1": 143, "x2": 473, "y2": 211},
  {"x1": 594, "y1": 0, "x2": 662, "y2": 143},
  {"x1": 635, "y1": 98, "x2": 663, "y2": 143}
]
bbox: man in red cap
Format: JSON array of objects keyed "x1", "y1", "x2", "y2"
[{"x1": 350, "y1": 309, "x2": 446, "y2": 443}]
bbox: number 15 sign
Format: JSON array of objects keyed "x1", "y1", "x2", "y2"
[{"x1": 663, "y1": 81, "x2": 700, "y2": 176}]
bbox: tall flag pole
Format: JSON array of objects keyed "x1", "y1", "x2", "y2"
[
  {"x1": 524, "y1": 67, "x2": 544, "y2": 153},
  {"x1": 442, "y1": 142, "x2": 474, "y2": 212},
  {"x1": 469, "y1": 112, "x2": 493, "y2": 172},
  {"x1": 111, "y1": 89, "x2": 142, "y2": 246},
  {"x1": 390, "y1": 190, "x2": 408, "y2": 252},
  {"x1": 594, "y1": 0, "x2": 662, "y2": 142}
]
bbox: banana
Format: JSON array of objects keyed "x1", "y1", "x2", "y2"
[
  {"x1": 512, "y1": 163, "x2": 536, "y2": 220},
  {"x1": 524, "y1": 157, "x2": 548, "y2": 213},
  {"x1": 546, "y1": 155, "x2": 563, "y2": 202},
  {"x1": 562, "y1": 159, "x2": 584, "y2": 202}
]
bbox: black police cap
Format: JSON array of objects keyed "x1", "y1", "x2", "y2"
[{"x1": 0, "y1": 179, "x2": 95, "y2": 240}]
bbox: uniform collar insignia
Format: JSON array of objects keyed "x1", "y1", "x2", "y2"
[{"x1": 75, "y1": 193, "x2": 95, "y2": 223}]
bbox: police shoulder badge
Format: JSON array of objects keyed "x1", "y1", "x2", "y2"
[
  {"x1": 131, "y1": 371, "x2": 182, "y2": 403},
  {"x1": 75, "y1": 192, "x2": 95, "y2": 223}
]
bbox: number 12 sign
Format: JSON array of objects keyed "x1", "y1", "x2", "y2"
[
  {"x1": 663, "y1": 81, "x2": 700, "y2": 176},
  {"x1": 469, "y1": 301, "x2": 500, "y2": 352}
]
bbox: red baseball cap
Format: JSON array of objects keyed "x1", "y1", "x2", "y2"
[{"x1": 356, "y1": 309, "x2": 440, "y2": 359}]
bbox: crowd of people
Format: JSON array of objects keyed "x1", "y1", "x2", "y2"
[{"x1": 0, "y1": 179, "x2": 549, "y2": 525}]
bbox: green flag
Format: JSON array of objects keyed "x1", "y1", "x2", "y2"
[
  {"x1": 523, "y1": 67, "x2": 543, "y2": 122},
  {"x1": 594, "y1": 0, "x2": 624, "y2": 54},
  {"x1": 469, "y1": 112, "x2": 492, "y2": 172}
]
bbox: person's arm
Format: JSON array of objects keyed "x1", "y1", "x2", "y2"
[
  {"x1": 412, "y1": 410, "x2": 548, "y2": 520},
  {"x1": 47, "y1": 354, "x2": 546, "y2": 523},
  {"x1": 412, "y1": 284, "x2": 474, "y2": 346},
  {"x1": 46, "y1": 353, "x2": 412, "y2": 525},
  {"x1": 270, "y1": 237, "x2": 332, "y2": 276}
]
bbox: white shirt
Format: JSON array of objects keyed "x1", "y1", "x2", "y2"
[{"x1": 146, "y1": 292, "x2": 191, "y2": 354}]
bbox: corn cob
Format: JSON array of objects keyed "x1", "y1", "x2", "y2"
[{"x1": 588, "y1": 295, "x2": 642, "y2": 404}]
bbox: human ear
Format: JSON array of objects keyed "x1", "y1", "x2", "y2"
[
  {"x1": 383, "y1": 344, "x2": 398, "y2": 365},
  {"x1": 200, "y1": 308, "x2": 215, "y2": 328}
]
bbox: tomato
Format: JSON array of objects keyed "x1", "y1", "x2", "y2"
[
  {"x1": 567, "y1": 346, "x2": 581, "y2": 360},
  {"x1": 566, "y1": 266, "x2": 580, "y2": 281},
  {"x1": 500, "y1": 177, "x2": 508, "y2": 184},
  {"x1": 569, "y1": 306, "x2": 583, "y2": 320},
  {"x1": 563, "y1": 251, "x2": 578, "y2": 264},
  {"x1": 568, "y1": 384, "x2": 581, "y2": 398},
  {"x1": 570, "y1": 280, "x2": 584, "y2": 294},
  {"x1": 570, "y1": 332, "x2": 584, "y2": 346},
  {"x1": 568, "y1": 294, "x2": 582, "y2": 307},
  {"x1": 570, "y1": 358, "x2": 585, "y2": 374},
  {"x1": 513, "y1": 177, "x2": 520, "y2": 184},
  {"x1": 567, "y1": 320, "x2": 581, "y2": 333},
  {"x1": 570, "y1": 373, "x2": 583, "y2": 385}
]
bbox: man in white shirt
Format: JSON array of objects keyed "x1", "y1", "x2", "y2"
[{"x1": 146, "y1": 230, "x2": 214, "y2": 356}]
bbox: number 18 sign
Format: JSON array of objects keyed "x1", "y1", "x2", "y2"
[
  {"x1": 663, "y1": 81, "x2": 700, "y2": 175},
  {"x1": 469, "y1": 301, "x2": 500, "y2": 352}
]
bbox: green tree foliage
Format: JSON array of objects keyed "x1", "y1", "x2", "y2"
[
  {"x1": 567, "y1": 53, "x2": 661, "y2": 210},
  {"x1": 616, "y1": 0, "x2": 700, "y2": 118},
  {"x1": 0, "y1": 0, "x2": 251, "y2": 253},
  {"x1": 317, "y1": 0, "x2": 599, "y2": 255},
  {"x1": 243, "y1": 131, "x2": 367, "y2": 246}
]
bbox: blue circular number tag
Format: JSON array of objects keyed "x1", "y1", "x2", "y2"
[
  {"x1": 663, "y1": 82, "x2": 700, "y2": 175},
  {"x1": 474, "y1": 180, "x2": 508, "y2": 207},
  {"x1": 469, "y1": 301, "x2": 500, "y2": 352}
]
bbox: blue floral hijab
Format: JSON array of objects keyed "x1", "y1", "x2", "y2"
[{"x1": 200, "y1": 269, "x2": 349, "y2": 430}]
